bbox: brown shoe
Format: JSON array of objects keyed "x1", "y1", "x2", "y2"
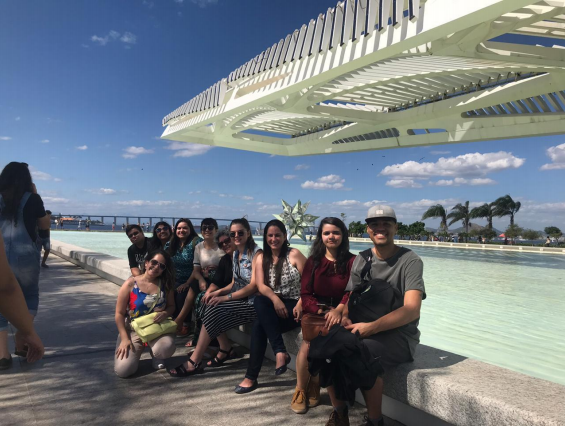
[
  {"x1": 290, "y1": 388, "x2": 308, "y2": 414},
  {"x1": 307, "y1": 374, "x2": 321, "y2": 408},
  {"x1": 326, "y1": 407, "x2": 349, "y2": 426}
]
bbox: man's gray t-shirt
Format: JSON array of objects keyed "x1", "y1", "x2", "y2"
[{"x1": 346, "y1": 246, "x2": 426, "y2": 356}]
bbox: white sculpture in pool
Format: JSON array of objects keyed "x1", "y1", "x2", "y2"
[{"x1": 274, "y1": 200, "x2": 319, "y2": 241}]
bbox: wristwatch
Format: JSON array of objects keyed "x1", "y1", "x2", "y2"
[{"x1": 227, "y1": 293, "x2": 232, "y2": 300}]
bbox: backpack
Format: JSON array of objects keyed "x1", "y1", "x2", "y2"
[{"x1": 347, "y1": 249, "x2": 404, "y2": 324}]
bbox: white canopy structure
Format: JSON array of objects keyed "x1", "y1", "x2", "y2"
[{"x1": 161, "y1": 0, "x2": 565, "y2": 156}]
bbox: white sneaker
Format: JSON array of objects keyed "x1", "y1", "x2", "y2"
[{"x1": 152, "y1": 358, "x2": 165, "y2": 370}]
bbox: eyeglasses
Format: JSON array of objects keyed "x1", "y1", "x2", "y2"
[
  {"x1": 128, "y1": 231, "x2": 140, "y2": 239},
  {"x1": 230, "y1": 230, "x2": 245, "y2": 238},
  {"x1": 202, "y1": 225, "x2": 216, "y2": 232},
  {"x1": 218, "y1": 239, "x2": 230, "y2": 248},
  {"x1": 155, "y1": 227, "x2": 169, "y2": 234},
  {"x1": 149, "y1": 259, "x2": 166, "y2": 271}
]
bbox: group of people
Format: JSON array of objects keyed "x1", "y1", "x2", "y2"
[{"x1": 117, "y1": 207, "x2": 425, "y2": 426}]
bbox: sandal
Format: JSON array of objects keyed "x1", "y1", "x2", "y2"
[
  {"x1": 207, "y1": 347, "x2": 235, "y2": 367},
  {"x1": 168, "y1": 358, "x2": 201, "y2": 378}
]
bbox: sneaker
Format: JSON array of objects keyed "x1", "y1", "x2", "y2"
[
  {"x1": 0, "y1": 355, "x2": 13, "y2": 370},
  {"x1": 326, "y1": 406, "x2": 349, "y2": 426},
  {"x1": 152, "y1": 358, "x2": 166, "y2": 370},
  {"x1": 307, "y1": 374, "x2": 321, "y2": 407},
  {"x1": 290, "y1": 388, "x2": 308, "y2": 414},
  {"x1": 362, "y1": 416, "x2": 384, "y2": 426},
  {"x1": 176, "y1": 326, "x2": 190, "y2": 337}
]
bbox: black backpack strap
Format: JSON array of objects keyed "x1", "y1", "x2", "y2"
[{"x1": 359, "y1": 249, "x2": 373, "y2": 281}]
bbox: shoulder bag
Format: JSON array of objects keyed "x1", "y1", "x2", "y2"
[{"x1": 130, "y1": 283, "x2": 177, "y2": 343}]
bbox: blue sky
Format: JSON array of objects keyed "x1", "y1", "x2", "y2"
[{"x1": 1, "y1": 0, "x2": 564, "y2": 231}]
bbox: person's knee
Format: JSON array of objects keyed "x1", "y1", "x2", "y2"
[
  {"x1": 253, "y1": 295, "x2": 272, "y2": 315},
  {"x1": 152, "y1": 338, "x2": 176, "y2": 359},
  {"x1": 114, "y1": 362, "x2": 137, "y2": 378}
]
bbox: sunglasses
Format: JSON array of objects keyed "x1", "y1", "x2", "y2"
[
  {"x1": 149, "y1": 259, "x2": 166, "y2": 271},
  {"x1": 230, "y1": 230, "x2": 245, "y2": 238},
  {"x1": 128, "y1": 231, "x2": 140, "y2": 239},
  {"x1": 218, "y1": 239, "x2": 230, "y2": 248},
  {"x1": 155, "y1": 227, "x2": 169, "y2": 234},
  {"x1": 202, "y1": 225, "x2": 216, "y2": 232}
]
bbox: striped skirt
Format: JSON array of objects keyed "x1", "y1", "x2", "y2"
[{"x1": 202, "y1": 299, "x2": 257, "y2": 340}]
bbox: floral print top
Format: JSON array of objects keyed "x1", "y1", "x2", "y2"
[
  {"x1": 166, "y1": 237, "x2": 204, "y2": 287},
  {"x1": 128, "y1": 280, "x2": 166, "y2": 319},
  {"x1": 232, "y1": 245, "x2": 261, "y2": 304}
]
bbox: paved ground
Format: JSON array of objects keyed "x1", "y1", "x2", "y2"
[{"x1": 0, "y1": 255, "x2": 403, "y2": 426}]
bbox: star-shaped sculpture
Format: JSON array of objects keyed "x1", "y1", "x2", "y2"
[{"x1": 274, "y1": 199, "x2": 319, "y2": 241}]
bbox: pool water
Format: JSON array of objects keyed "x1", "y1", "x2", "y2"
[{"x1": 50, "y1": 230, "x2": 565, "y2": 386}]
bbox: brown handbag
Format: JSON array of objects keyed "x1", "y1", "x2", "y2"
[{"x1": 301, "y1": 313, "x2": 330, "y2": 342}]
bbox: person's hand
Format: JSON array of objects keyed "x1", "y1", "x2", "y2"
[
  {"x1": 198, "y1": 278, "x2": 207, "y2": 292},
  {"x1": 341, "y1": 316, "x2": 352, "y2": 327},
  {"x1": 273, "y1": 297, "x2": 288, "y2": 319},
  {"x1": 16, "y1": 331, "x2": 44, "y2": 363},
  {"x1": 202, "y1": 291, "x2": 214, "y2": 304},
  {"x1": 153, "y1": 312, "x2": 169, "y2": 323},
  {"x1": 293, "y1": 303, "x2": 303, "y2": 322},
  {"x1": 345, "y1": 322, "x2": 376, "y2": 338},
  {"x1": 176, "y1": 283, "x2": 189, "y2": 293},
  {"x1": 324, "y1": 309, "x2": 342, "y2": 329},
  {"x1": 208, "y1": 295, "x2": 227, "y2": 306},
  {"x1": 116, "y1": 338, "x2": 135, "y2": 360}
]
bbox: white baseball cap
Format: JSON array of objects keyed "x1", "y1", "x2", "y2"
[{"x1": 365, "y1": 205, "x2": 397, "y2": 223}]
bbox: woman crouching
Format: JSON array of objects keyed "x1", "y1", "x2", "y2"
[{"x1": 114, "y1": 249, "x2": 177, "y2": 378}]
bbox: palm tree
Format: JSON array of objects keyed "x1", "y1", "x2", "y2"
[
  {"x1": 470, "y1": 202, "x2": 495, "y2": 229},
  {"x1": 421, "y1": 204, "x2": 448, "y2": 231},
  {"x1": 447, "y1": 201, "x2": 471, "y2": 238},
  {"x1": 493, "y1": 195, "x2": 521, "y2": 225}
]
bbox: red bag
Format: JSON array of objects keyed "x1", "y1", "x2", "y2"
[{"x1": 301, "y1": 313, "x2": 329, "y2": 342}]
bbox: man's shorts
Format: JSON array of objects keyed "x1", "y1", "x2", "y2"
[{"x1": 363, "y1": 329, "x2": 414, "y2": 371}]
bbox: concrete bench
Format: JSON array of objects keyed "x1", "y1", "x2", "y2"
[{"x1": 50, "y1": 240, "x2": 565, "y2": 426}]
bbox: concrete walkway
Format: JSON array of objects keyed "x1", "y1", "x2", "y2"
[{"x1": 0, "y1": 256, "x2": 401, "y2": 426}]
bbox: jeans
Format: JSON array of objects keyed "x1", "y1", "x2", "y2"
[{"x1": 245, "y1": 295, "x2": 300, "y2": 381}]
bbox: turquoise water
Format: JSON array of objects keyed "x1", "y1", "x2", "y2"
[{"x1": 50, "y1": 230, "x2": 565, "y2": 386}]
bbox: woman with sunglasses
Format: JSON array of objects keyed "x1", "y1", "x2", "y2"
[
  {"x1": 235, "y1": 219, "x2": 306, "y2": 394},
  {"x1": 166, "y1": 219, "x2": 203, "y2": 337},
  {"x1": 169, "y1": 218, "x2": 261, "y2": 377},
  {"x1": 174, "y1": 218, "x2": 224, "y2": 347},
  {"x1": 290, "y1": 217, "x2": 355, "y2": 414},
  {"x1": 114, "y1": 249, "x2": 177, "y2": 377},
  {"x1": 148, "y1": 221, "x2": 173, "y2": 251}
]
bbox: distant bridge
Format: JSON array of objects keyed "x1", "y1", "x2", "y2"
[{"x1": 161, "y1": 0, "x2": 565, "y2": 156}]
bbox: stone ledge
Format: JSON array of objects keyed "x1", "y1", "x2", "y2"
[{"x1": 49, "y1": 240, "x2": 565, "y2": 426}]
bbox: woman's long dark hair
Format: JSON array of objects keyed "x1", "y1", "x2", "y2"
[
  {"x1": 262, "y1": 219, "x2": 290, "y2": 290},
  {"x1": 0, "y1": 162, "x2": 34, "y2": 226},
  {"x1": 307, "y1": 217, "x2": 351, "y2": 291},
  {"x1": 144, "y1": 249, "x2": 175, "y2": 293},
  {"x1": 230, "y1": 218, "x2": 257, "y2": 255},
  {"x1": 167, "y1": 218, "x2": 199, "y2": 256}
]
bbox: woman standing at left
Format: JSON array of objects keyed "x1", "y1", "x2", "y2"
[
  {"x1": 0, "y1": 162, "x2": 50, "y2": 369},
  {"x1": 166, "y1": 219, "x2": 203, "y2": 336}
]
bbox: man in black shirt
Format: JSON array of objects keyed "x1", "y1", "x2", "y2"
[{"x1": 126, "y1": 225, "x2": 147, "y2": 277}]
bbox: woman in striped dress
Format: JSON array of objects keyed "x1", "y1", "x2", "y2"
[{"x1": 169, "y1": 218, "x2": 262, "y2": 377}]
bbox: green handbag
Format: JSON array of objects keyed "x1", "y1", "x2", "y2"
[{"x1": 130, "y1": 282, "x2": 177, "y2": 343}]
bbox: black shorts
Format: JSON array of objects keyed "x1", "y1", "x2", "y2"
[{"x1": 363, "y1": 329, "x2": 413, "y2": 371}]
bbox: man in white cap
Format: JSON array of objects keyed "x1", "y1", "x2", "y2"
[{"x1": 324, "y1": 205, "x2": 426, "y2": 426}]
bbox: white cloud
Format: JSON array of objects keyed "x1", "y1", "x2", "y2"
[
  {"x1": 430, "y1": 150, "x2": 450, "y2": 155},
  {"x1": 89, "y1": 188, "x2": 117, "y2": 195},
  {"x1": 333, "y1": 200, "x2": 360, "y2": 206},
  {"x1": 42, "y1": 197, "x2": 69, "y2": 204},
  {"x1": 117, "y1": 200, "x2": 176, "y2": 207},
  {"x1": 76, "y1": 145, "x2": 88, "y2": 150},
  {"x1": 122, "y1": 146, "x2": 154, "y2": 159},
  {"x1": 301, "y1": 174, "x2": 348, "y2": 190},
  {"x1": 295, "y1": 164, "x2": 310, "y2": 170},
  {"x1": 190, "y1": 0, "x2": 218, "y2": 7},
  {"x1": 120, "y1": 32, "x2": 137, "y2": 44},
  {"x1": 40, "y1": 139, "x2": 49, "y2": 144},
  {"x1": 429, "y1": 177, "x2": 496, "y2": 186},
  {"x1": 0, "y1": 136, "x2": 12, "y2": 141},
  {"x1": 363, "y1": 200, "x2": 386, "y2": 207},
  {"x1": 164, "y1": 141, "x2": 213, "y2": 158},
  {"x1": 283, "y1": 175, "x2": 297, "y2": 180},
  {"x1": 540, "y1": 143, "x2": 565, "y2": 170},
  {"x1": 380, "y1": 151, "x2": 525, "y2": 180},
  {"x1": 242, "y1": 195, "x2": 254, "y2": 200},
  {"x1": 258, "y1": 203, "x2": 280, "y2": 211},
  {"x1": 385, "y1": 179, "x2": 423, "y2": 188},
  {"x1": 29, "y1": 167, "x2": 61, "y2": 182}
]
